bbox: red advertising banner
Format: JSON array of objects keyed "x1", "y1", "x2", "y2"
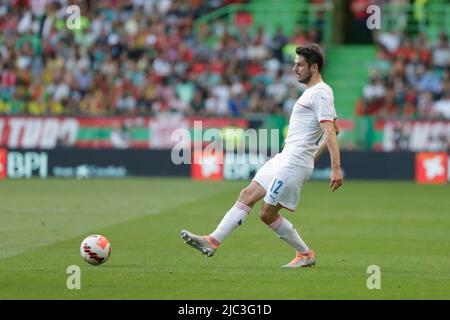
[
  {"x1": 0, "y1": 148, "x2": 6, "y2": 179},
  {"x1": 415, "y1": 152, "x2": 448, "y2": 184},
  {"x1": 0, "y1": 116, "x2": 249, "y2": 150},
  {"x1": 191, "y1": 149, "x2": 224, "y2": 181}
]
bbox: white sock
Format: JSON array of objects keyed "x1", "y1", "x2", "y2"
[
  {"x1": 209, "y1": 201, "x2": 251, "y2": 244},
  {"x1": 269, "y1": 215, "x2": 309, "y2": 253}
]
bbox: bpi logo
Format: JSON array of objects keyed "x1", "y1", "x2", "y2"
[
  {"x1": 7, "y1": 151, "x2": 48, "y2": 179},
  {"x1": 415, "y1": 153, "x2": 448, "y2": 184}
]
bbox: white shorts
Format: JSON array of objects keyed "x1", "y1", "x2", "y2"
[{"x1": 253, "y1": 153, "x2": 313, "y2": 212}]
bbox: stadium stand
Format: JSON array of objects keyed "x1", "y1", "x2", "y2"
[
  {"x1": 0, "y1": 0, "x2": 325, "y2": 117},
  {"x1": 356, "y1": 1, "x2": 450, "y2": 119}
]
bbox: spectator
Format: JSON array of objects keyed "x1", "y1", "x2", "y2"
[
  {"x1": 432, "y1": 32, "x2": 450, "y2": 69},
  {"x1": 269, "y1": 26, "x2": 288, "y2": 62},
  {"x1": 266, "y1": 70, "x2": 287, "y2": 105},
  {"x1": 0, "y1": 0, "x2": 319, "y2": 117},
  {"x1": 283, "y1": 86, "x2": 301, "y2": 118},
  {"x1": 190, "y1": 87, "x2": 206, "y2": 115},
  {"x1": 376, "y1": 30, "x2": 401, "y2": 54},
  {"x1": 228, "y1": 92, "x2": 248, "y2": 117},
  {"x1": 362, "y1": 76, "x2": 386, "y2": 114},
  {"x1": 360, "y1": 31, "x2": 449, "y2": 118},
  {"x1": 394, "y1": 39, "x2": 415, "y2": 62},
  {"x1": 432, "y1": 90, "x2": 450, "y2": 119},
  {"x1": 350, "y1": 0, "x2": 372, "y2": 44},
  {"x1": 417, "y1": 90, "x2": 434, "y2": 118},
  {"x1": 417, "y1": 66, "x2": 442, "y2": 95}
]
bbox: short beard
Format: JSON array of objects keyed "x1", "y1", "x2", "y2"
[{"x1": 298, "y1": 69, "x2": 312, "y2": 84}]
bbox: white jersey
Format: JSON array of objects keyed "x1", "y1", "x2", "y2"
[{"x1": 281, "y1": 81, "x2": 337, "y2": 169}]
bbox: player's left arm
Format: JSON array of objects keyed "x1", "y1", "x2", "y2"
[
  {"x1": 314, "y1": 120, "x2": 339, "y2": 162},
  {"x1": 319, "y1": 121, "x2": 343, "y2": 192}
]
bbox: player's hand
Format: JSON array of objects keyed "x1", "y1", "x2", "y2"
[
  {"x1": 330, "y1": 167, "x2": 343, "y2": 192},
  {"x1": 334, "y1": 121, "x2": 340, "y2": 136}
]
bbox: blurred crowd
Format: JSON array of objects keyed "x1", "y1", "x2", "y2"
[
  {"x1": 0, "y1": 0, "x2": 323, "y2": 117},
  {"x1": 358, "y1": 30, "x2": 450, "y2": 119}
]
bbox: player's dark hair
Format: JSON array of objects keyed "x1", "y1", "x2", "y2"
[{"x1": 295, "y1": 44, "x2": 324, "y2": 73}]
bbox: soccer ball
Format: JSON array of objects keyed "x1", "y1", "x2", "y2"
[{"x1": 80, "y1": 235, "x2": 111, "y2": 265}]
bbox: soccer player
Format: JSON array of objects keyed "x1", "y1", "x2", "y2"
[{"x1": 181, "y1": 44, "x2": 343, "y2": 268}]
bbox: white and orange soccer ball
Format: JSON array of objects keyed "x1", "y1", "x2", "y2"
[{"x1": 80, "y1": 235, "x2": 112, "y2": 265}]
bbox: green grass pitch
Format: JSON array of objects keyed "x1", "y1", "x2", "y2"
[{"x1": 0, "y1": 178, "x2": 449, "y2": 299}]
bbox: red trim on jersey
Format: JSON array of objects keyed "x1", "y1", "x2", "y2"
[{"x1": 320, "y1": 120, "x2": 334, "y2": 123}]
